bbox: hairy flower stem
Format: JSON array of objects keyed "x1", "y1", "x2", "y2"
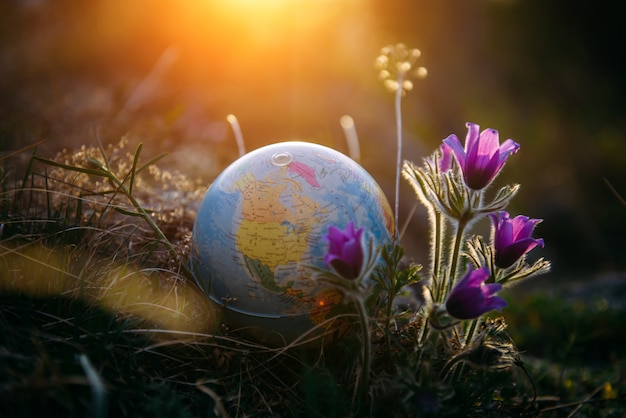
[
  {"x1": 449, "y1": 318, "x2": 480, "y2": 383},
  {"x1": 354, "y1": 296, "x2": 371, "y2": 415},
  {"x1": 463, "y1": 318, "x2": 479, "y2": 348},
  {"x1": 417, "y1": 314, "x2": 431, "y2": 348},
  {"x1": 432, "y1": 210, "x2": 444, "y2": 301},
  {"x1": 440, "y1": 349, "x2": 467, "y2": 383},
  {"x1": 446, "y1": 218, "x2": 468, "y2": 298},
  {"x1": 393, "y1": 72, "x2": 404, "y2": 242}
]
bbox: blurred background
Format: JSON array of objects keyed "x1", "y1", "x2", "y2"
[{"x1": 1, "y1": 0, "x2": 625, "y2": 279}]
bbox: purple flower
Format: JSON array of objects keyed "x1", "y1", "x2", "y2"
[
  {"x1": 438, "y1": 143, "x2": 454, "y2": 172},
  {"x1": 324, "y1": 221, "x2": 364, "y2": 279},
  {"x1": 443, "y1": 122, "x2": 520, "y2": 190},
  {"x1": 489, "y1": 211, "x2": 544, "y2": 269},
  {"x1": 445, "y1": 266, "x2": 507, "y2": 320}
]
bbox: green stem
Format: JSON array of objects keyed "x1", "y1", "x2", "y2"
[
  {"x1": 108, "y1": 173, "x2": 191, "y2": 276},
  {"x1": 448, "y1": 318, "x2": 480, "y2": 383},
  {"x1": 393, "y1": 72, "x2": 404, "y2": 242},
  {"x1": 432, "y1": 210, "x2": 444, "y2": 301},
  {"x1": 384, "y1": 285, "x2": 394, "y2": 355},
  {"x1": 417, "y1": 313, "x2": 431, "y2": 347},
  {"x1": 463, "y1": 318, "x2": 479, "y2": 348},
  {"x1": 354, "y1": 296, "x2": 371, "y2": 415},
  {"x1": 446, "y1": 218, "x2": 468, "y2": 297}
]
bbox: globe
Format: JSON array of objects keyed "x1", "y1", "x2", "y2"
[{"x1": 190, "y1": 141, "x2": 394, "y2": 346}]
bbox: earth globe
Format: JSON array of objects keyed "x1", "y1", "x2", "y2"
[{"x1": 190, "y1": 141, "x2": 394, "y2": 346}]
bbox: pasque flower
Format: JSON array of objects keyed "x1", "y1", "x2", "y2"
[
  {"x1": 438, "y1": 143, "x2": 454, "y2": 172},
  {"x1": 489, "y1": 211, "x2": 544, "y2": 269},
  {"x1": 324, "y1": 221, "x2": 364, "y2": 280},
  {"x1": 445, "y1": 266, "x2": 508, "y2": 320},
  {"x1": 443, "y1": 122, "x2": 520, "y2": 190}
]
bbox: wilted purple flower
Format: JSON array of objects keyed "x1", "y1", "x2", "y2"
[
  {"x1": 443, "y1": 122, "x2": 520, "y2": 190},
  {"x1": 324, "y1": 221, "x2": 364, "y2": 280},
  {"x1": 489, "y1": 211, "x2": 544, "y2": 269},
  {"x1": 445, "y1": 266, "x2": 507, "y2": 320}
]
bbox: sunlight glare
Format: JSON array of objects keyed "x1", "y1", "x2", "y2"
[{"x1": 209, "y1": 0, "x2": 348, "y2": 45}]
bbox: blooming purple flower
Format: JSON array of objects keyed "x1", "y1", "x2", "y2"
[
  {"x1": 438, "y1": 143, "x2": 454, "y2": 172},
  {"x1": 443, "y1": 122, "x2": 520, "y2": 190},
  {"x1": 489, "y1": 211, "x2": 544, "y2": 269},
  {"x1": 324, "y1": 221, "x2": 364, "y2": 280},
  {"x1": 445, "y1": 265, "x2": 507, "y2": 320}
]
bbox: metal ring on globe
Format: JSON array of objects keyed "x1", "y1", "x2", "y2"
[{"x1": 271, "y1": 151, "x2": 293, "y2": 166}]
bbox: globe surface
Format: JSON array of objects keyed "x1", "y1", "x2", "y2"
[{"x1": 191, "y1": 141, "x2": 394, "y2": 346}]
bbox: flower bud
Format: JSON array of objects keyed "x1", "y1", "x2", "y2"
[{"x1": 324, "y1": 221, "x2": 364, "y2": 280}]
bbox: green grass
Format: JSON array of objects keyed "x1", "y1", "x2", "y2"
[{"x1": 502, "y1": 292, "x2": 626, "y2": 417}]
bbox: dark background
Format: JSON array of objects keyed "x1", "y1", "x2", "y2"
[{"x1": 1, "y1": 0, "x2": 625, "y2": 278}]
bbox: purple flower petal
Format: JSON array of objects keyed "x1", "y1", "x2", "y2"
[
  {"x1": 438, "y1": 143, "x2": 454, "y2": 172},
  {"x1": 465, "y1": 122, "x2": 481, "y2": 152},
  {"x1": 442, "y1": 123, "x2": 520, "y2": 190},
  {"x1": 445, "y1": 266, "x2": 508, "y2": 320},
  {"x1": 442, "y1": 134, "x2": 466, "y2": 171},
  {"x1": 498, "y1": 139, "x2": 521, "y2": 163},
  {"x1": 490, "y1": 211, "x2": 544, "y2": 269},
  {"x1": 323, "y1": 221, "x2": 365, "y2": 280}
]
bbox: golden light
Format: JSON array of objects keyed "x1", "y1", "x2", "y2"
[
  {"x1": 211, "y1": 0, "x2": 347, "y2": 28},
  {"x1": 214, "y1": 0, "x2": 304, "y2": 21},
  {"x1": 0, "y1": 243, "x2": 220, "y2": 335},
  {"x1": 118, "y1": 0, "x2": 367, "y2": 98},
  {"x1": 175, "y1": 0, "x2": 352, "y2": 51}
]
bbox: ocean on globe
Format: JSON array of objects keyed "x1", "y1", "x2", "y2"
[{"x1": 190, "y1": 141, "x2": 394, "y2": 346}]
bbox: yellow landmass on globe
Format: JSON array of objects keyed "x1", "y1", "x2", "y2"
[
  {"x1": 238, "y1": 219, "x2": 313, "y2": 270},
  {"x1": 233, "y1": 169, "x2": 323, "y2": 272}
]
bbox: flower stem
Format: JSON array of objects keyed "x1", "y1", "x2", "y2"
[
  {"x1": 432, "y1": 210, "x2": 444, "y2": 301},
  {"x1": 354, "y1": 296, "x2": 371, "y2": 415},
  {"x1": 446, "y1": 218, "x2": 468, "y2": 298},
  {"x1": 448, "y1": 318, "x2": 480, "y2": 383},
  {"x1": 463, "y1": 318, "x2": 479, "y2": 348},
  {"x1": 384, "y1": 284, "x2": 394, "y2": 355},
  {"x1": 393, "y1": 72, "x2": 404, "y2": 242}
]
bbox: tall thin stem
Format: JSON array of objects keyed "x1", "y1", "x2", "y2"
[
  {"x1": 354, "y1": 296, "x2": 371, "y2": 415},
  {"x1": 432, "y1": 210, "x2": 444, "y2": 301},
  {"x1": 445, "y1": 189, "x2": 481, "y2": 294},
  {"x1": 446, "y1": 218, "x2": 468, "y2": 297},
  {"x1": 384, "y1": 281, "x2": 394, "y2": 355},
  {"x1": 463, "y1": 318, "x2": 479, "y2": 348},
  {"x1": 393, "y1": 72, "x2": 404, "y2": 242}
]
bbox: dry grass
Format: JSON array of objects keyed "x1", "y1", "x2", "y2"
[{"x1": 1, "y1": 139, "x2": 624, "y2": 417}]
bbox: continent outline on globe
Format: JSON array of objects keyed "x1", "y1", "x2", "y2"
[{"x1": 191, "y1": 141, "x2": 394, "y2": 345}]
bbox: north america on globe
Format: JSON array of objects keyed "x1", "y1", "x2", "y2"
[{"x1": 191, "y1": 142, "x2": 394, "y2": 345}]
